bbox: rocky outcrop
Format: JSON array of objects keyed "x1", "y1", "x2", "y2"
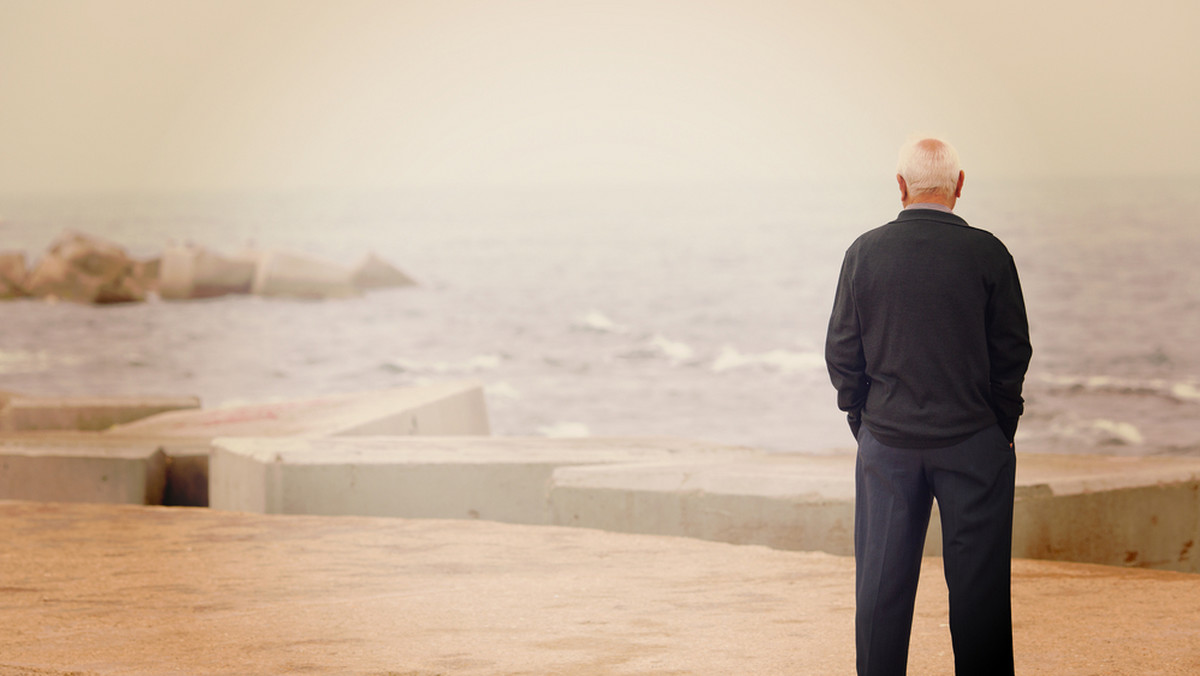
[
  {"x1": 0, "y1": 252, "x2": 28, "y2": 299},
  {"x1": 23, "y1": 231, "x2": 153, "y2": 304}
]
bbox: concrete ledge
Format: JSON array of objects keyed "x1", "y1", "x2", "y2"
[
  {"x1": 106, "y1": 382, "x2": 490, "y2": 437},
  {"x1": 1011, "y1": 453, "x2": 1200, "y2": 572},
  {"x1": 209, "y1": 436, "x2": 757, "y2": 523},
  {"x1": 0, "y1": 395, "x2": 200, "y2": 432},
  {"x1": 550, "y1": 455, "x2": 856, "y2": 554},
  {"x1": 0, "y1": 439, "x2": 167, "y2": 504},
  {"x1": 0, "y1": 432, "x2": 210, "y2": 506},
  {"x1": 548, "y1": 452, "x2": 1200, "y2": 573}
]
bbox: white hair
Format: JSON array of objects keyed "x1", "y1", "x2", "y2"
[{"x1": 896, "y1": 137, "x2": 961, "y2": 197}]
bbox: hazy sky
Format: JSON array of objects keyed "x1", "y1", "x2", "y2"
[{"x1": 1, "y1": 0, "x2": 1197, "y2": 194}]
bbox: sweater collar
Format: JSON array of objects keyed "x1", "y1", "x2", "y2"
[
  {"x1": 904, "y1": 202, "x2": 953, "y2": 213},
  {"x1": 894, "y1": 207, "x2": 970, "y2": 227}
]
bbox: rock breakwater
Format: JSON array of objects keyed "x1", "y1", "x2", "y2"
[{"x1": 1, "y1": 230, "x2": 416, "y2": 304}]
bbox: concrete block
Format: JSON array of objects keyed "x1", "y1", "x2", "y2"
[
  {"x1": 106, "y1": 382, "x2": 490, "y2": 438},
  {"x1": 1007, "y1": 453, "x2": 1200, "y2": 573},
  {"x1": 0, "y1": 432, "x2": 210, "y2": 506},
  {"x1": 549, "y1": 455, "x2": 858, "y2": 554},
  {"x1": 0, "y1": 439, "x2": 167, "y2": 504},
  {"x1": 548, "y1": 452, "x2": 1200, "y2": 573},
  {"x1": 351, "y1": 252, "x2": 417, "y2": 289},
  {"x1": 209, "y1": 436, "x2": 757, "y2": 522},
  {"x1": 0, "y1": 395, "x2": 200, "y2": 432},
  {"x1": 158, "y1": 244, "x2": 257, "y2": 300},
  {"x1": 251, "y1": 250, "x2": 358, "y2": 299}
]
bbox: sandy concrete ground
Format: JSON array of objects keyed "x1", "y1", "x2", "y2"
[{"x1": 1, "y1": 500, "x2": 1197, "y2": 675}]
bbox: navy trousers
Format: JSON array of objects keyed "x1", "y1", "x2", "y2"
[{"x1": 855, "y1": 425, "x2": 1016, "y2": 676}]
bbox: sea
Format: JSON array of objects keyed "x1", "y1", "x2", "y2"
[{"x1": 1, "y1": 178, "x2": 1198, "y2": 457}]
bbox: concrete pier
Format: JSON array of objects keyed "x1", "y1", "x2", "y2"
[{"x1": 0, "y1": 500, "x2": 1196, "y2": 676}]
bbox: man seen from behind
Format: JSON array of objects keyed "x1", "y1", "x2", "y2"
[{"x1": 825, "y1": 136, "x2": 1032, "y2": 676}]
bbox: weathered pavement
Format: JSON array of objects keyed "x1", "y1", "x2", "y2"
[{"x1": 1, "y1": 500, "x2": 1197, "y2": 675}]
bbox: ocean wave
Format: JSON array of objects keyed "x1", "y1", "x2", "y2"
[
  {"x1": 571, "y1": 310, "x2": 629, "y2": 334},
  {"x1": 1171, "y1": 383, "x2": 1200, "y2": 401},
  {"x1": 1038, "y1": 373, "x2": 1200, "y2": 403},
  {"x1": 383, "y1": 354, "x2": 503, "y2": 375},
  {"x1": 1048, "y1": 417, "x2": 1146, "y2": 446},
  {"x1": 615, "y1": 333, "x2": 698, "y2": 365},
  {"x1": 711, "y1": 346, "x2": 826, "y2": 375}
]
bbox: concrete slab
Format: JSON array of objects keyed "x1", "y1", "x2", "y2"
[
  {"x1": 250, "y1": 249, "x2": 358, "y2": 299},
  {"x1": 549, "y1": 451, "x2": 1200, "y2": 573},
  {"x1": 1, "y1": 500, "x2": 1197, "y2": 676},
  {"x1": 158, "y1": 243, "x2": 257, "y2": 300},
  {"x1": 350, "y1": 251, "x2": 417, "y2": 289},
  {"x1": 0, "y1": 394, "x2": 200, "y2": 432},
  {"x1": 0, "y1": 432, "x2": 213, "y2": 507},
  {"x1": 550, "y1": 454, "x2": 856, "y2": 555},
  {"x1": 0, "y1": 441, "x2": 166, "y2": 504},
  {"x1": 106, "y1": 381, "x2": 490, "y2": 438},
  {"x1": 209, "y1": 436, "x2": 757, "y2": 523},
  {"x1": 1012, "y1": 453, "x2": 1200, "y2": 572}
]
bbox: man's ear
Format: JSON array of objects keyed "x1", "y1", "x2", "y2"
[
  {"x1": 897, "y1": 174, "x2": 909, "y2": 203},
  {"x1": 955, "y1": 170, "x2": 965, "y2": 198}
]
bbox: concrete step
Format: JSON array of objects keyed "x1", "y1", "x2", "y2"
[
  {"x1": 0, "y1": 432, "x2": 211, "y2": 506},
  {"x1": 209, "y1": 436, "x2": 757, "y2": 523},
  {"x1": 106, "y1": 381, "x2": 489, "y2": 437},
  {"x1": 0, "y1": 437, "x2": 168, "y2": 504},
  {"x1": 549, "y1": 451, "x2": 1200, "y2": 573},
  {"x1": 0, "y1": 383, "x2": 493, "y2": 508},
  {"x1": 0, "y1": 394, "x2": 199, "y2": 432}
]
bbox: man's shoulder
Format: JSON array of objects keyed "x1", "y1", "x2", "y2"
[
  {"x1": 842, "y1": 212, "x2": 1012, "y2": 271},
  {"x1": 873, "y1": 209, "x2": 1008, "y2": 248}
]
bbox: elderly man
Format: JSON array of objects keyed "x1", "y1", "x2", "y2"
[{"x1": 825, "y1": 137, "x2": 1032, "y2": 676}]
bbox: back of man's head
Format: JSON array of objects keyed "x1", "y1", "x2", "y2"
[{"x1": 896, "y1": 137, "x2": 961, "y2": 198}]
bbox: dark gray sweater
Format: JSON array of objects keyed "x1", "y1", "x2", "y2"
[{"x1": 825, "y1": 208, "x2": 1032, "y2": 448}]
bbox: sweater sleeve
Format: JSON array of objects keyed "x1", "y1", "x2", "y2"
[
  {"x1": 986, "y1": 253, "x2": 1033, "y2": 441},
  {"x1": 825, "y1": 250, "x2": 870, "y2": 439}
]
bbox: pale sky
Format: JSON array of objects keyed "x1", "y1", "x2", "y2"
[{"x1": 1, "y1": 0, "x2": 1197, "y2": 194}]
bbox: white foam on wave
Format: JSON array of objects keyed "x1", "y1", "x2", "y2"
[
  {"x1": 1039, "y1": 373, "x2": 1200, "y2": 403},
  {"x1": 1171, "y1": 383, "x2": 1200, "y2": 401},
  {"x1": 711, "y1": 346, "x2": 826, "y2": 375},
  {"x1": 613, "y1": 333, "x2": 698, "y2": 366},
  {"x1": 537, "y1": 421, "x2": 591, "y2": 438},
  {"x1": 572, "y1": 310, "x2": 628, "y2": 334},
  {"x1": 485, "y1": 381, "x2": 522, "y2": 400},
  {"x1": 386, "y1": 354, "x2": 502, "y2": 374},
  {"x1": 648, "y1": 334, "x2": 695, "y2": 365},
  {"x1": 1091, "y1": 419, "x2": 1145, "y2": 445},
  {"x1": 1048, "y1": 416, "x2": 1147, "y2": 446}
]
